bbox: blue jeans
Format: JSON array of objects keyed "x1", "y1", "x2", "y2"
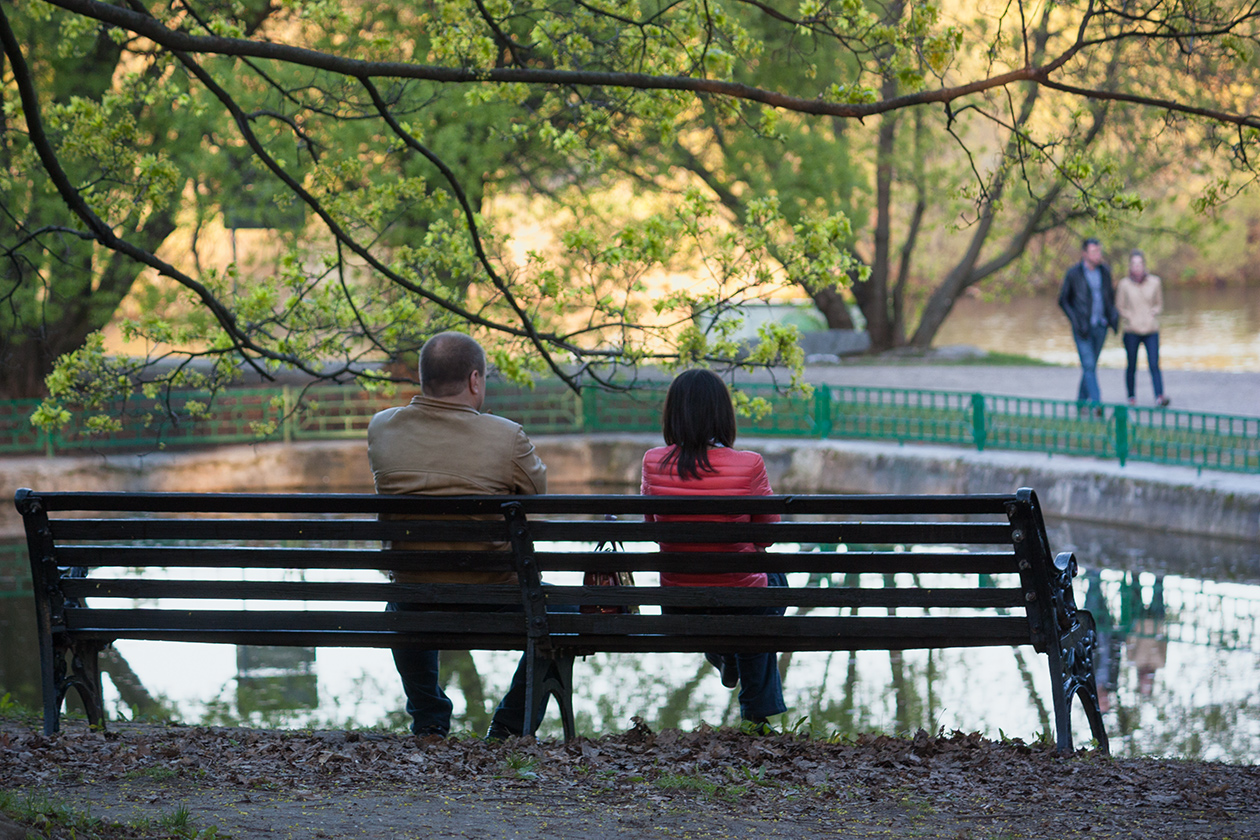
[
  {"x1": 1123, "y1": 332, "x2": 1164, "y2": 400},
  {"x1": 388, "y1": 601, "x2": 574, "y2": 736},
  {"x1": 665, "y1": 596, "x2": 788, "y2": 722},
  {"x1": 1073, "y1": 323, "x2": 1110, "y2": 403}
]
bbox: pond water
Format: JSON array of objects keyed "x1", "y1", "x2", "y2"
[
  {"x1": 933, "y1": 285, "x2": 1260, "y2": 371},
  {"x1": 2, "y1": 517, "x2": 1256, "y2": 762}
]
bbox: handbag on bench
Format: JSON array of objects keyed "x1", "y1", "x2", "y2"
[{"x1": 581, "y1": 530, "x2": 638, "y2": 614}]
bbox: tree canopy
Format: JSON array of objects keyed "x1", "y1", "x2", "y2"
[{"x1": 4, "y1": 0, "x2": 1260, "y2": 430}]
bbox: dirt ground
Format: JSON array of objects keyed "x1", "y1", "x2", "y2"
[{"x1": 3, "y1": 719, "x2": 1259, "y2": 839}]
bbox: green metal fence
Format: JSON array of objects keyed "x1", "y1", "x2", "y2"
[{"x1": 2, "y1": 381, "x2": 1257, "y2": 473}]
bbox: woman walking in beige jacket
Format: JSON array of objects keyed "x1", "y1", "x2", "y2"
[{"x1": 1116, "y1": 250, "x2": 1171, "y2": 407}]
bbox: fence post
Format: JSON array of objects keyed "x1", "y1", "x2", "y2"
[
  {"x1": 970, "y1": 393, "x2": 987, "y2": 452},
  {"x1": 581, "y1": 387, "x2": 599, "y2": 432},
  {"x1": 813, "y1": 385, "x2": 832, "y2": 438},
  {"x1": 282, "y1": 385, "x2": 294, "y2": 444},
  {"x1": 1114, "y1": 403, "x2": 1128, "y2": 467}
]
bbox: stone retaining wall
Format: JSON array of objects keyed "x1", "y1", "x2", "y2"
[{"x1": 2, "y1": 436, "x2": 1256, "y2": 544}]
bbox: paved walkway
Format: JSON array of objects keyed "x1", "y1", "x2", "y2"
[{"x1": 788, "y1": 362, "x2": 1260, "y2": 419}]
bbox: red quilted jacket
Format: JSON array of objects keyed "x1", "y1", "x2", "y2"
[{"x1": 640, "y1": 445, "x2": 779, "y2": 588}]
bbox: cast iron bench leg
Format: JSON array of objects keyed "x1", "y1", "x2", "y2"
[{"x1": 539, "y1": 655, "x2": 576, "y2": 741}]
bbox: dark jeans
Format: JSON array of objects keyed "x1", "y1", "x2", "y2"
[
  {"x1": 387, "y1": 600, "x2": 575, "y2": 736},
  {"x1": 664, "y1": 572, "x2": 789, "y2": 722},
  {"x1": 1123, "y1": 332, "x2": 1164, "y2": 400}
]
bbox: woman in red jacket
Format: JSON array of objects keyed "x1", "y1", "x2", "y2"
[{"x1": 640, "y1": 369, "x2": 787, "y2": 731}]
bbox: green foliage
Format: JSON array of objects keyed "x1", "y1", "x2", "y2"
[
  {"x1": 0, "y1": 692, "x2": 39, "y2": 720},
  {"x1": 504, "y1": 752, "x2": 541, "y2": 780},
  {"x1": 6, "y1": 0, "x2": 1260, "y2": 422}
]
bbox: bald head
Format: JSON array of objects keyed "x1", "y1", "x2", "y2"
[{"x1": 419, "y1": 332, "x2": 486, "y2": 399}]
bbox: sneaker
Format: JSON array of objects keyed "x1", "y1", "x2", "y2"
[
  {"x1": 485, "y1": 721, "x2": 518, "y2": 742},
  {"x1": 413, "y1": 725, "x2": 447, "y2": 738},
  {"x1": 1126, "y1": 397, "x2": 1136, "y2": 406},
  {"x1": 1157, "y1": 395, "x2": 1171, "y2": 407}
]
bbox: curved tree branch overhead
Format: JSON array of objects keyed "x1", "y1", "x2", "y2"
[{"x1": 3, "y1": 0, "x2": 1259, "y2": 428}]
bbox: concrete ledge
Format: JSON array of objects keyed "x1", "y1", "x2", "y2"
[
  {"x1": 2, "y1": 436, "x2": 1257, "y2": 546},
  {"x1": 743, "y1": 438, "x2": 1260, "y2": 544},
  {"x1": 0, "y1": 441, "x2": 375, "y2": 537}
]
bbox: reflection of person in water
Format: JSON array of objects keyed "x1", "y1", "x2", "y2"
[
  {"x1": 1127, "y1": 576, "x2": 1168, "y2": 697},
  {"x1": 1084, "y1": 569, "x2": 1120, "y2": 713}
]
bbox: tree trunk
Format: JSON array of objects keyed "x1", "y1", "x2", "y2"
[
  {"x1": 856, "y1": 6, "x2": 905, "y2": 353},
  {"x1": 863, "y1": 108, "x2": 898, "y2": 351},
  {"x1": 808, "y1": 284, "x2": 856, "y2": 330},
  {"x1": 440, "y1": 650, "x2": 491, "y2": 733},
  {"x1": 0, "y1": 342, "x2": 62, "y2": 401},
  {"x1": 100, "y1": 645, "x2": 173, "y2": 722}
]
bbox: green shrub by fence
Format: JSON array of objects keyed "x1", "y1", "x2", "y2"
[{"x1": 2, "y1": 381, "x2": 1257, "y2": 473}]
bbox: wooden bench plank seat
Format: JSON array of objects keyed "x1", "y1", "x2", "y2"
[{"x1": 15, "y1": 486, "x2": 1109, "y2": 753}]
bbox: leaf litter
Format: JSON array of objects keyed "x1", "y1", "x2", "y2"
[{"x1": 2, "y1": 719, "x2": 1258, "y2": 839}]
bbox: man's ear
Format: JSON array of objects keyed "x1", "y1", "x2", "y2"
[{"x1": 468, "y1": 368, "x2": 484, "y2": 398}]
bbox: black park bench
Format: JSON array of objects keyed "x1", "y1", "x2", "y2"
[{"x1": 14, "y1": 487, "x2": 1109, "y2": 753}]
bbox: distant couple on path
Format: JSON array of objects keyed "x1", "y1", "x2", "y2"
[{"x1": 1059, "y1": 237, "x2": 1170, "y2": 408}]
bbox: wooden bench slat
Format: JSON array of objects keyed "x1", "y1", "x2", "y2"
[
  {"x1": 58, "y1": 628, "x2": 532, "y2": 649},
  {"x1": 547, "y1": 632, "x2": 1036, "y2": 653},
  {"x1": 50, "y1": 518, "x2": 1013, "y2": 546},
  {"x1": 546, "y1": 614, "x2": 1032, "y2": 643},
  {"x1": 529, "y1": 521, "x2": 1014, "y2": 545},
  {"x1": 60, "y1": 579, "x2": 524, "y2": 605},
  {"x1": 60, "y1": 579, "x2": 1027, "y2": 610},
  {"x1": 50, "y1": 519, "x2": 510, "y2": 543},
  {"x1": 542, "y1": 586, "x2": 1028, "y2": 610},
  {"x1": 540, "y1": 551, "x2": 1020, "y2": 575},
  {"x1": 62, "y1": 608, "x2": 525, "y2": 634},
  {"x1": 31, "y1": 491, "x2": 1018, "y2": 517},
  {"x1": 52, "y1": 546, "x2": 1019, "y2": 575},
  {"x1": 54, "y1": 546, "x2": 518, "y2": 572}
]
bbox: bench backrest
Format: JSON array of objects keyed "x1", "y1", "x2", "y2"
[{"x1": 15, "y1": 487, "x2": 1077, "y2": 653}]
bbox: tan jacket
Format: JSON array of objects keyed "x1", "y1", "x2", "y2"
[
  {"x1": 1116, "y1": 274, "x2": 1163, "y2": 335},
  {"x1": 367, "y1": 395, "x2": 547, "y2": 584}
]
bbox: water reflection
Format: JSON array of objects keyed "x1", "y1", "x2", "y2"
[
  {"x1": 1, "y1": 529, "x2": 1256, "y2": 762},
  {"x1": 933, "y1": 285, "x2": 1260, "y2": 371},
  {"x1": 235, "y1": 646, "x2": 318, "y2": 716},
  {"x1": 1048, "y1": 518, "x2": 1260, "y2": 585}
]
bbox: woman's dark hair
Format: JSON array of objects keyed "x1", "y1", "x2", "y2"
[{"x1": 659, "y1": 369, "x2": 737, "y2": 480}]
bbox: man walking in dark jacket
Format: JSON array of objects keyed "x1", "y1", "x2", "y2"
[{"x1": 1058, "y1": 237, "x2": 1119, "y2": 405}]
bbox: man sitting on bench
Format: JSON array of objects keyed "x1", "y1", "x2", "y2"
[{"x1": 368, "y1": 331, "x2": 557, "y2": 740}]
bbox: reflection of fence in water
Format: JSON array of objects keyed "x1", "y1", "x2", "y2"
[{"x1": 1084, "y1": 570, "x2": 1259, "y2": 652}]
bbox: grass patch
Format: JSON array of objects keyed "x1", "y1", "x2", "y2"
[
  {"x1": 0, "y1": 789, "x2": 103, "y2": 834},
  {"x1": 132, "y1": 803, "x2": 223, "y2": 839},
  {"x1": 818, "y1": 350, "x2": 1060, "y2": 367},
  {"x1": 503, "y1": 752, "x2": 540, "y2": 781},
  {"x1": 127, "y1": 766, "x2": 179, "y2": 781},
  {"x1": 653, "y1": 772, "x2": 762, "y2": 802},
  {"x1": 0, "y1": 692, "x2": 41, "y2": 722},
  {"x1": 1, "y1": 790, "x2": 222, "y2": 839},
  {"x1": 654, "y1": 773, "x2": 721, "y2": 796},
  {"x1": 953, "y1": 351, "x2": 1057, "y2": 366}
]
